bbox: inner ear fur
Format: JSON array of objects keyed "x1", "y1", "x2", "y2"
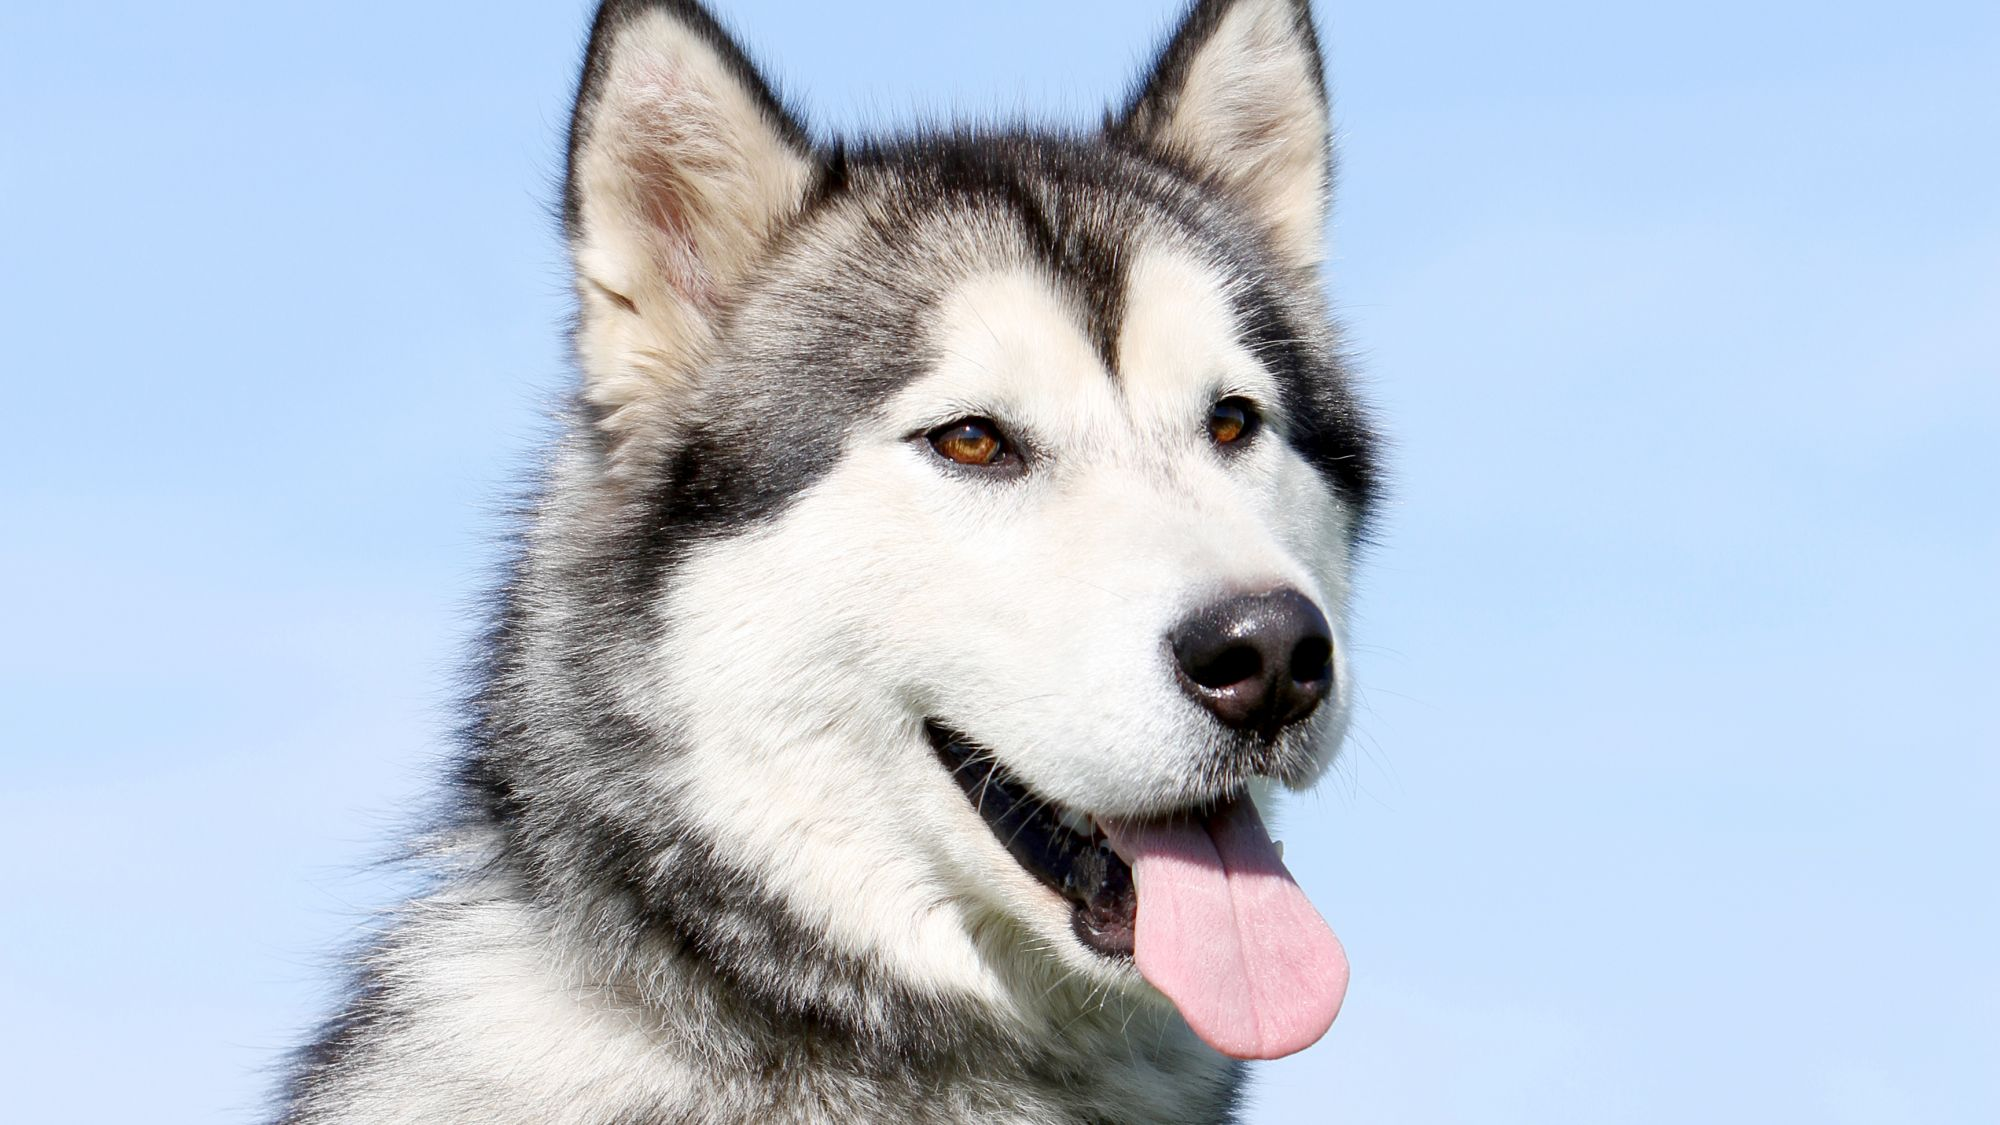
[
  {"x1": 564, "y1": 0, "x2": 816, "y2": 449},
  {"x1": 1112, "y1": 0, "x2": 1333, "y2": 270}
]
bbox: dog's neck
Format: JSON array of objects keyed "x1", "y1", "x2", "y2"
[{"x1": 426, "y1": 797, "x2": 1246, "y2": 1124}]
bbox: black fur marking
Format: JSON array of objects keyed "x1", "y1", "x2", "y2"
[
  {"x1": 621, "y1": 289, "x2": 935, "y2": 601},
  {"x1": 814, "y1": 138, "x2": 852, "y2": 202},
  {"x1": 1230, "y1": 283, "x2": 1380, "y2": 516},
  {"x1": 825, "y1": 134, "x2": 1141, "y2": 375},
  {"x1": 929, "y1": 144, "x2": 1128, "y2": 373}
]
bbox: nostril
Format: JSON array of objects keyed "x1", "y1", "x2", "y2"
[
  {"x1": 1169, "y1": 588, "x2": 1334, "y2": 735},
  {"x1": 1187, "y1": 644, "x2": 1263, "y2": 691},
  {"x1": 1288, "y1": 635, "x2": 1332, "y2": 686}
]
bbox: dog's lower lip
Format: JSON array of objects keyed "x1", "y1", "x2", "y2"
[{"x1": 925, "y1": 722, "x2": 1136, "y2": 958}]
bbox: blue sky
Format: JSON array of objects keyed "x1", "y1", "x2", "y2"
[{"x1": 2, "y1": 1, "x2": 1994, "y2": 1121}]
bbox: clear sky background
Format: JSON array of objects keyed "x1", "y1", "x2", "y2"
[{"x1": 2, "y1": 1, "x2": 1995, "y2": 1121}]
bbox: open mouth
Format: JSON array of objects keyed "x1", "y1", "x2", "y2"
[
  {"x1": 926, "y1": 719, "x2": 1351, "y2": 1061},
  {"x1": 926, "y1": 722, "x2": 1137, "y2": 957}
]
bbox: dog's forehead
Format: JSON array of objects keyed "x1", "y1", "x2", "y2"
[
  {"x1": 914, "y1": 243, "x2": 1279, "y2": 433},
  {"x1": 752, "y1": 137, "x2": 1293, "y2": 390}
]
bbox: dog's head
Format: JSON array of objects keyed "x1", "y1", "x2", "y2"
[{"x1": 531, "y1": 0, "x2": 1376, "y2": 1063}]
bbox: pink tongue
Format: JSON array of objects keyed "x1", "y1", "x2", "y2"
[{"x1": 1102, "y1": 798, "x2": 1348, "y2": 1060}]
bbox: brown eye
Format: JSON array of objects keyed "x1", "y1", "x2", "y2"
[
  {"x1": 1207, "y1": 397, "x2": 1257, "y2": 446},
  {"x1": 927, "y1": 418, "x2": 1009, "y2": 467}
]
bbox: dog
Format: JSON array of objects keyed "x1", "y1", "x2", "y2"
[{"x1": 275, "y1": 1, "x2": 1379, "y2": 1121}]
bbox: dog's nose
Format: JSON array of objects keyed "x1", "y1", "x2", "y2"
[{"x1": 1169, "y1": 589, "x2": 1334, "y2": 737}]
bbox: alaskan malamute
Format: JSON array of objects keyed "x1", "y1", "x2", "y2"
[{"x1": 277, "y1": 0, "x2": 1379, "y2": 1121}]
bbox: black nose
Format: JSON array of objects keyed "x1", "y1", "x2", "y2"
[{"x1": 1169, "y1": 589, "x2": 1334, "y2": 737}]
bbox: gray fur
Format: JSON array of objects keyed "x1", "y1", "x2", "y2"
[{"x1": 275, "y1": 2, "x2": 1377, "y2": 1123}]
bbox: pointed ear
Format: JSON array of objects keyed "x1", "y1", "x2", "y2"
[
  {"x1": 564, "y1": 1, "x2": 815, "y2": 443},
  {"x1": 1112, "y1": 0, "x2": 1332, "y2": 269}
]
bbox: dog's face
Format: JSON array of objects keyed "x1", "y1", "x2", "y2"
[{"x1": 555, "y1": 0, "x2": 1374, "y2": 1053}]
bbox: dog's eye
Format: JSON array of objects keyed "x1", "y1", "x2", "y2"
[
  {"x1": 927, "y1": 418, "x2": 1011, "y2": 467},
  {"x1": 1207, "y1": 397, "x2": 1259, "y2": 446}
]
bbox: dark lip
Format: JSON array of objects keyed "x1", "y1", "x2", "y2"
[{"x1": 924, "y1": 721, "x2": 1136, "y2": 958}]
